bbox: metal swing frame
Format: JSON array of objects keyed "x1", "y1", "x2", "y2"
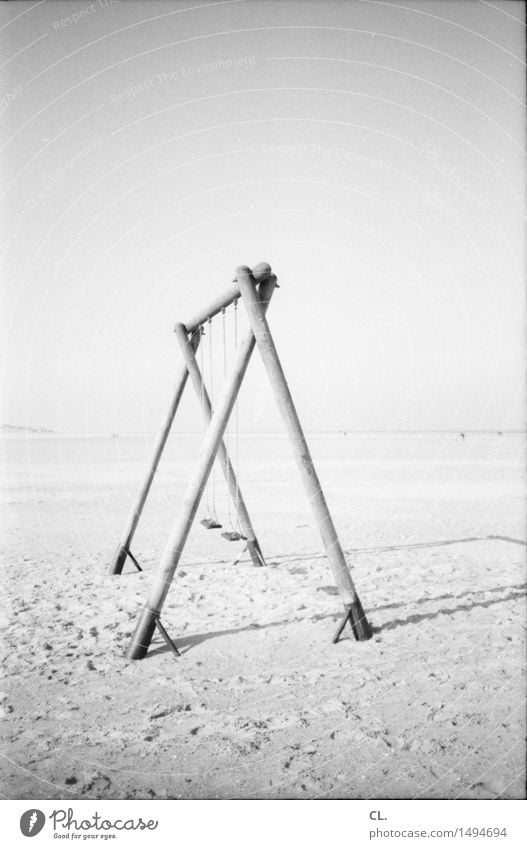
[{"x1": 110, "y1": 263, "x2": 373, "y2": 660}]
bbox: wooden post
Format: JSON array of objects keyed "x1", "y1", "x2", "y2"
[
  {"x1": 126, "y1": 276, "x2": 277, "y2": 659},
  {"x1": 174, "y1": 324, "x2": 266, "y2": 568},
  {"x1": 184, "y1": 262, "x2": 272, "y2": 333},
  {"x1": 236, "y1": 266, "x2": 372, "y2": 641},
  {"x1": 109, "y1": 332, "x2": 201, "y2": 575}
]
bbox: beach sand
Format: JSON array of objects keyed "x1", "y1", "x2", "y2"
[{"x1": 1, "y1": 432, "x2": 525, "y2": 799}]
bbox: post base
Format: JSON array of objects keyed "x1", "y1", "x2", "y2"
[
  {"x1": 247, "y1": 538, "x2": 266, "y2": 568},
  {"x1": 332, "y1": 598, "x2": 373, "y2": 643},
  {"x1": 126, "y1": 607, "x2": 158, "y2": 660},
  {"x1": 110, "y1": 544, "x2": 129, "y2": 575},
  {"x1": 125, "y1": 607, "x2": 180, "y2": 660},
  {"x1": 110, "y1": 545, "x2": 142, "y2": 575}
]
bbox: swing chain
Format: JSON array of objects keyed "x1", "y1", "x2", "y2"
[
  {"x1": 198, "y1": 325, "x2": 206, "y2": 424},
  {"x1": 198, "y1": 325, "x2": 211, "y2": 520},
  {"x1": 233, "y1": 299, "x2": 241, "y2": 533},
  {"x1": 207, "y1": 316, "x2": 218, "y2": 522},
  {"x1": 199, "y1": 319, "x2": 222, "y2": 529},
  {"x1": 199, "y1": 305, "x2": 244, "y2": 540},
  {"x1": 221, "y1": 307, "x2": 234, "y2": 529}
]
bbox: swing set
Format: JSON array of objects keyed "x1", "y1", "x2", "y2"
[{"x1": 110, "y1": 263, "x2": 373, "y2": 660}]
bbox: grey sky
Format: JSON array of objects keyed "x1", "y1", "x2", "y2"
[{"x1": 1, "y1": 0, "x2": 525, "y2": 434}]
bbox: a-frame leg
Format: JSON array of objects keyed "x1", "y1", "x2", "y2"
[
  {"x1": 109, "y1": 332, "x2": 201, "y2": 575},
  {"x1": 174, "y1": 324, "x2": 266, "y2": 568},
  {"x1": 125, "y1": 276, "x2": 277, "y2": 660},
  {"x1": 236, "y1": 266, "x2": 372, "y2": 642},
  {"x1": 110, "y1": 318, "x2": 264, "y2": 576}
]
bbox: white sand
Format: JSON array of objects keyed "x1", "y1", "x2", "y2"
[{"x1": 1, "y1": 432, "x2": 525, "y2": 799}]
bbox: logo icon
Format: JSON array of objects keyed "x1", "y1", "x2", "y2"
[{"x1": 20, "y1": 810, "x2": 45, "y2": 837}]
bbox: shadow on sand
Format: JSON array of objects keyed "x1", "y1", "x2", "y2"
[
  {"x1": 373, "y1": 585, "x2": 526, "y2": 635},
  {"x1": 129, "y1": 534, "x2": 526, "y2": 577},
  {"x1": 146, "y1": 581, "x2": 527, "y2": 656},
  {"x1": 266, "y1": 535, "x2": 527, "y2": 567}
]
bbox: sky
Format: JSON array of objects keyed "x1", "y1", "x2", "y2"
[{"x1": 1, "y1": 0, "x2": 525, "y2": 435}]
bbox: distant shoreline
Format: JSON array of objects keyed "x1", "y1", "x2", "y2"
[
  {"x1": 1, "y1": 424, "x2": 56, "y2": 434},
  {"x1": 1, "y1": 429, "x2": 524, "y2": 438}
]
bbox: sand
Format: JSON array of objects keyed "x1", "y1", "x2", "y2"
[{"x1": 1, "y1": 431, "x2": 525, "y2": 799}]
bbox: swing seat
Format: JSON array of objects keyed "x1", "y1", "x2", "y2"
[
  {"x1": 201, "y1": 518, "x2": 222, "y2": 529},
  {"x1": 221, "y1": 530, "x2": 246, "y2": 542}
]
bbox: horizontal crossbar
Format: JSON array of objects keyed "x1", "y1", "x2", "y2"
[{"x1": 182, "y1": 262, "x2": 273, "y2": 333}]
